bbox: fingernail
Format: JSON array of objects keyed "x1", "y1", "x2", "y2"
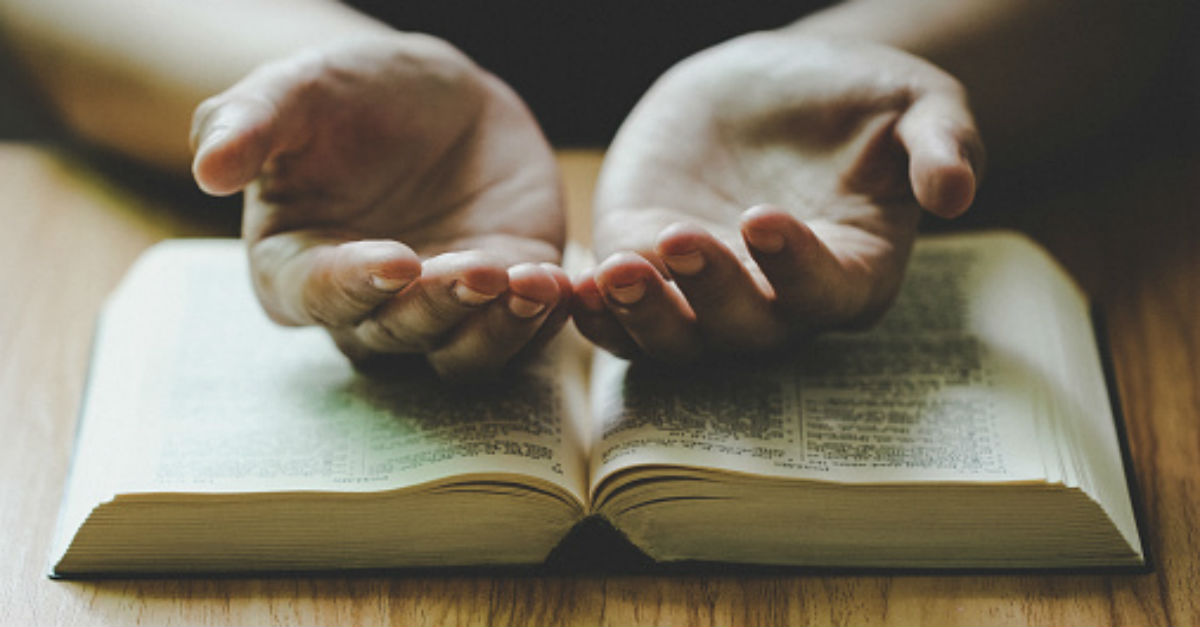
[
  {"x1": 606, "y1": 279, "x2": 645, "y2": 305},
  {"x1": 453, "y1": 281, "x2": 498, "y2": 306},
  {"x1": 508, "y1": 295, "x2": 547, "y2": 318},
  {"x1": 370, "y1": 274, "x2": 411, "y2": 292},
  {"x1": 744, "y1": 228, "x2": 785, "y2": 254},
  {"x1": 661, "y1": 250, "x2": 705, "y2": 276}
]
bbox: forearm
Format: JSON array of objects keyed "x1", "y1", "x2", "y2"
[
  {"x1": 0, "y1": 0, "x2": 390, "y2": 174},
  {"x1": 790, "y1": 0, "x2": 1184, "y2": 167}
]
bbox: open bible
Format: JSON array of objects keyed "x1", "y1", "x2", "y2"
[{"x1": 50, "y1": 231, "x2": 1145, "y2": 575}]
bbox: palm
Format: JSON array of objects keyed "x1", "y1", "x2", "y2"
[
  {"x1": 193, "y1": 36, "x2": 568, "y2": 379},
  {"x1": 239, "y1": 40, "x2": 562, "y2": 264},
  {"x1": 598, "y1": 34, "x2": 938, "y2": 287},
  {"x1": 577, "y1": 34, "x2": 981, "y2": 360}
]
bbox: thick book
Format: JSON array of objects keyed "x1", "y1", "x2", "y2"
[{"x1": 50, "y1": 231, "x2": 1145, "y2": 576}]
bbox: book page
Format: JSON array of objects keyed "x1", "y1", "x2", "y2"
[
  {"x1": 64, "y1": 240, "x2": 589, "y2": 506},
  {"x1": 1029, "y1": 244, "x2": 1143, "y2": 553},
  {"x1": 590, "y1": 232, "x2": 1058, "y2": 488}
]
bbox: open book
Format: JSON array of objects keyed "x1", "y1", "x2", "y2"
[{"x1": 50, "y1": 231, "x2": 1145, "y2": 576}]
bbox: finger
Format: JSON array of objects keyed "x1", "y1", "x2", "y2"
[
  {"x1": 190, "y1": 93, "x2": 280, "y2": 196},
  {"x1": 593, "y1": 253, "x2": 701, "y2": 362},
  {"x1": 655, "y1": 223, "x2": 786, "y2": 351},
  {"x1": 895, "y1": 91, "x2": 984, "y2": 218},
  {"x1": 570, "y1": 270, "x2": 641, "y2": 359},
  {"x1": 518, "y1": 263, "x2": 574, "y2": 356},
  {"x1": 352, "y1": 251, "x2": 509, "y2": 353},
  {"x1": 427, "y1": 262, "x2": 563, "y2": 380},
  {"x1": 740, "y1": 205, "x2": 866, "y2": 328},
  {"x1": 249, "y1": 232, "x2": 421, "y2": 327}
]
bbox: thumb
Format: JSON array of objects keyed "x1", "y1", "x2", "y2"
[
  {"x1": 250, "y1": 231, "x2": 423, "y2": 328},
  {"x1": 895, "y1": 91, "x2": 985, "y2": 218},
  {"x1": 189, "y1": 94, "x2": 278, "y2": 196}
]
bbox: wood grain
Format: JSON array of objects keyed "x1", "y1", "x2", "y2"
[{"x1": 1, "y1": 142, "x2": 1196, "y2": 626}]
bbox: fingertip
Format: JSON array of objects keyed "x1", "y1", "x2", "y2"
[
  {"x1": 508, "y1": 263, "x2": 560, "y2": 299},
  {"x1": 192, "y1": 127, "x2": 268, "y2": 196},
  {"x1": 655, "y1": 223, "x2": 716, "y2": 278},
  {"x1": 190, "y1": 99, "x2": 276, "y2": 196},
  {"x1": 914, "y1": 159, "x2": 975, "y2": 218},
  {"x1": 346, "y1": 240, "x2": 422, "y2": 292},
  {"x1": 268, "y1": 236, "x2": 418, "y2": 328},
  {"x1": 571, "y1": 270, "x2": 606, "y2": 313},
  {"x1": 568, "y1": 289, "x2": 641, "y2": 359},
  {"x1": 654, "y1": 222, "x2": 713, "y2": 257},
  {"x1": 538, "y1": 262, "x2": 573, "y2": 297},
  {"x1": 596, "y1": 250, "x2": 655, "y2": 278},
  {"x1": 461, "y1": 265, "x2": 510, "y2": 300},
  {"x1": 424, "y1": 251, "x2": 509, "y2": 301},
  {"x1": 896, "y1": 90, "x2": 983, "y2": 218},
  {"x1": 191, "y1": 129, "x2": 240, "y2": 196},
  {"x1": 595, "y1": 252, "x2": 662, "y2": 305},
  {"x1": 507, "y1": 263, "x2": 561, "y2": 317},
  {"x1": 740, "y1": 203, "x2": 789, "y2": 224},
  {"x1": 535, "y1": 263, "x2": 573, "y2": 317},
  {"x1": 740, "y1": 206, "x2": 792, "y2": 254},
  {"x1": 540, "y1": 263, "x2": 576, "y2": 318}
]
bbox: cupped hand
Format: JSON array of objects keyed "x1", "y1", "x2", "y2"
[
  {"x1": 190, "y1": 34, "x2": 569, "y2": 379},
  {"x1": 573, "y1": 33, "x2": 984, "y2": 361}
]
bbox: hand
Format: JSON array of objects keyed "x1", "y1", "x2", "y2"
[
  {"x1": 190, "y1": 34, "x2": 569, "y2": 379},
  {"x1": 573, "y1": 33, "x2": 984, "y2": 361}
]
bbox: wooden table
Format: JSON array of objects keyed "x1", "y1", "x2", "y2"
[{"x1": 1, "y1": 141, "x2": 1197, "y2": 625}]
